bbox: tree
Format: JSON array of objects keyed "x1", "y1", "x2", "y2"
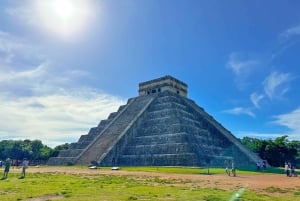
[
  {"x1": 0, "y1": 139, "x2": 68, "y2": 163},
  {"x1": 241, "y1": 137, "x2": 263, "y2": 153},
  {"x1": 241, "y1": 136, "x2": 300, "y2": 167},
  {"x1": 51, "y1": 143, "x2": 70, "y2": 157}
]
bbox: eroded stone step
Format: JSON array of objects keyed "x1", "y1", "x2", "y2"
[
  {"x1": 123, "y1": 143, "x2": 191, "y2": 155},
  {"x1": 118, "y1": 153, "x2": 198, "y2": 166}
]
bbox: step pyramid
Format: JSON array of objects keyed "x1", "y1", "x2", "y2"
[{"x1": 47, "y1": 75, "x2": 260, "y2": 167}]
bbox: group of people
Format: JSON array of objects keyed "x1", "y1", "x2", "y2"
[
  {"x1": 256, "y1": 160, "x2": 267, "y2": 171},
  {"x1": 225, "y1": 159, "x2": 236, "y2": 177},
  {"x1": 284, "y1": 162, "x2": 297, "y2": 177},
  {"x1": 1, "y1": 158, "x2": 29, "y2": 179}
]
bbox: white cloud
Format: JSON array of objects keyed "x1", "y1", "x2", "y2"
[
  {"x1": 263, "y1": 71, "x2": 294, "y2": 100},
  {"x1": 250, "y1": 92, "x2": 264, "y2": 108},
  {"x1": 0, "y1": 62, "x2": 126, "y2": 147},
  {"x1": 0, "y1": 30, "x2": 44, "y2": 71},
  {"x1": 226, "y1": 52, "x2": 258, "y2": 76},
  {"x1": 0, "y1": 31, "x2": 24, "y2": 53},
  {"x1": 0, "y1": 31, "x2": 25, "y2": 66},
  {"x1": 223, "y1": 107, "x2": 255, "y2": 118},
  {"x1": 279, "y1": 24, "x2": 300, "y2": 40},
  {"x1": 0, "y1": 63, "x2": 45, "y2": 83},
  {"x1": 0, "y1": 63, "x2": 125, "y2": 147},
  {"x1": 0, "y1": 90, "x2": 124, "y2": 148},
  {"x1": 271, "y1": 24, "x2": 300, "y2": 61},
  {"x1": 272, "y1": 107, "x2": 300, "y2": 137},
  {"x1": 239, "y1": 107, "x2": 300, "y2": 140}
]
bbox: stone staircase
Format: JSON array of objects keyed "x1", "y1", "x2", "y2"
[
  {"x1": 47, "y1": 100, "x2": 129, "y2": 165},
  {"x1": 75, "y1": 95, "x2": 155, "y2": 165}
]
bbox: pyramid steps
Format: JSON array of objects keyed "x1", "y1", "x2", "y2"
[
  {"x1": 183, "y1": 98, "x2": 261, "y2": 164},
  {"x1": 58, "y1": 149, "x2": 83, "y2": 157},
  {"x1": 123, "y1": 143, "x2": 190, "y2": 155},
  {"x1": 118, "y1": 153, "x2": 198, "y2": 166},
  {"x1": 75, "y1": 95, "x2": 155, "y2": 164},
  {"x1": 47, "y1": 104, "x2": 127, "y2": 165},
  {"x1": 134, "y1": 132, "x2": 188, "y2": 144}
]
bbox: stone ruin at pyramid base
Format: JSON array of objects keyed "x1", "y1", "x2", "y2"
[{"x1": 47, "y1": 75, "x2": 261, "y2": 167}]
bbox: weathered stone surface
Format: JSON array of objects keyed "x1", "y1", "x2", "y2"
[{"x1": 47, "y1": 75, "x2": 260, "y2": 167}]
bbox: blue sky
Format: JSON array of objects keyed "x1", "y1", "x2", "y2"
[{"x1": 0, "y1": 0, "x2": 300, "y2": 147}]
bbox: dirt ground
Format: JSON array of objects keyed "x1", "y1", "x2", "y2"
[{"x1": 18, "y1": 166, "x2": 300, "y2": 193}]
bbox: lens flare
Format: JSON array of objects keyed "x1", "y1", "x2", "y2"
[{"x1": 31, "y1": 0, "x2": 94, "y2": 40}]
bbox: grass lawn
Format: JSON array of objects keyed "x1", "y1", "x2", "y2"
[{"x1": 0, "y1": 166, "x2": 298, "y2": 201}]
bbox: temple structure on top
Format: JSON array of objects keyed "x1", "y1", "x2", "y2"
[
  {"x1": 138, "y1": 75, "x2": 188, "y2": 97},
  {"x1": 48, "y1": 75, "x2": 260, "y2": 167}
]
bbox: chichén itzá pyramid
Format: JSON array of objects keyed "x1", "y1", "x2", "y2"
[{"x1": 47, "y1": 75, "x2": 260, "y2": 167}]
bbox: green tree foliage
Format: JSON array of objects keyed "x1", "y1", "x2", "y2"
[
  {"x1": 241, "y1": 135, "x2": 300, "y2": 167},
  {"x1": 51, "y1": 143, "x2": 70, "y2": 157},
  {"x1": 0, "y1": 140, "x2": 69, "y2": 163}
]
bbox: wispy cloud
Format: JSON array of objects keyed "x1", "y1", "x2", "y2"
[
  {"x1": 223, "y1": 107, "x2": 255, "y2": 118},
  {"x1": 271, "y1": 24, "x2": 300, "y2": 61},
  {"x1": 272, "y1": 107, "x2": 300, "y2": 137},
  {"x1": 226, "y1": 52, "x2": 260, "y2": 91},
  {"x1": 0, "y1": 30, "x2": 44, "y2": 70},
  {"x1": 0, "y1": 31, "x2": 25, "y2": 65},
  {"x1": 0, "y1": 31, "x2": 24, "y2": 53},
  {"x1": 279, "y1": 24, "x2": 300, "y2": 40},
  {"x1": 263, "y1": 71, "x2": 294, "y2": 100},
  {"x1": 226, "y1": 52, "x2": 258, "y2": 76},
  {"x1": 250, "y1": 92, "x2": 264, "y2": 108},
  {"x1": 235, "y1": 107, "x2": 300, "y2": 140}
]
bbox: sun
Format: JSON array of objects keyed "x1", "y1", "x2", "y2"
[
  {"x1": 32, "y1": 0, "x2": 94, "y2": 40},
  {"x1": 52, "y1": 0, "x2": 76, "y2": 21}
]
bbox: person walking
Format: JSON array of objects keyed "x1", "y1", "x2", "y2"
[
  {"x1": 3, "y1": 158, "x2": 11, "y2": 179},
  {"x1": 256, "y1": 161, "x2": 261, "y2": 171},
  {"x1": 224, "y1": 160, "x2": 230, "y2": 176},
  {"x1": 231, "y1": 160, "x2": 236, "y2": 177},
  {"x1": 284, "y1": 162, "x2": 290, "y2": 176},
  {"x1": 20, "y1": 158, "x2": 29, "y2": 178}
]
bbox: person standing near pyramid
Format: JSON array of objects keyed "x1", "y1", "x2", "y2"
[
  {"x1": 20, "y1": 158, "x2": 29, "y2": 178},
  {"x1": 231, "y1": 160, "x2": 236, "y2": 177},
  {"x1": 2, "y1": 158, "x2": 11, "y2": 179}
]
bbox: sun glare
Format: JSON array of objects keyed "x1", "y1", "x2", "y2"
[
  {"x1": 32, "y1": 0, "x2": 94, "y2": 40},
  {"x1": 52, "y1": 0, "x2": 75, "y2": 21}
]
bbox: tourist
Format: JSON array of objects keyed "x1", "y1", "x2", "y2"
[
  {"x1": 284, "y1": 162, "x2": 290, "y2": 176},
  {"x1": 262, "y1": 160, "x2": 267, "y2": 171},
  {"x1": 231, "y1": 160, "x2": 236, "y2": 177},
  {"x1": 224, "y1": 160, "x2": 230, "y2": 176},
  {"x1": 20, "y1": 158, "x2": 29, "y2": 178},
  {"x1": 290, "y1": 164, "x2": 296, "y2": 177},
  {"x1": 3, "y1": 158, "x2": 11, "y2": 179},
  {"x1": 256, "y1": 161, "x2": 261, "y2": 171}
]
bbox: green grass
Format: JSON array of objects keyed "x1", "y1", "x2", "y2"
[
  {"x1": 0, "y1": 166, "x2": 296, "y2": 201},
  {"x1": 107, "y1": 165, "x2": 286, "y2": 175}
]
